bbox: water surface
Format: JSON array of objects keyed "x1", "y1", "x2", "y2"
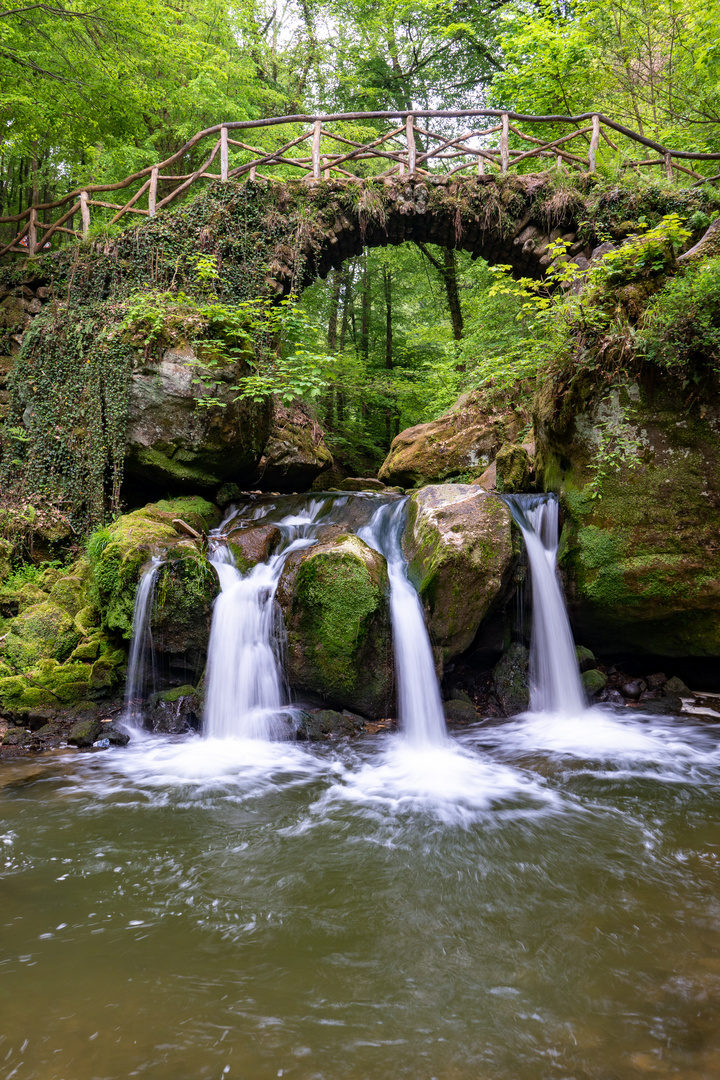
[{"x1": 3, "y1": 712, "x2": 720, "y2": 1080}]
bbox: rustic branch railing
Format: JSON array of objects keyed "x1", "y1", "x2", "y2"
[{"x1": 3, "y1": 109, "x2": 720, "y2": 257}]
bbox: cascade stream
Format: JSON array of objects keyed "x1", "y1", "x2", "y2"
[
  {"x1": 502, "y1": 493, "x2": 586, "y2": 716},
  {"x1": 201, "y1": 492, "x2": 447, "y2": 744}
]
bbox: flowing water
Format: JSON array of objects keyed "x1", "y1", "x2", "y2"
[
  {"x1": 502, "y1": 494, "x2": 586, "y2": 716},
  {"x1": 359, "y1": 499, "x2": 446, "y2": 746},
  {"x1": 121, "y1": 556, "x2": 162, "y2": 727},
  {"x1": 5, "y1": 494, "x2": 720, "y2": 1079},
  {"x1": 204, "y1": 501, "x2": 333, "y2": 740}
]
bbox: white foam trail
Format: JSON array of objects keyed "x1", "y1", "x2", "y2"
[
  {"x1": 313, "y1": 738, "x2": 557, "y2": 825},
  {"x1": 359, "y1": 501, "x2": 446, "y2": 747},
  {"x1": 503, "y1": 496, "x2": 585, "y2": 717},
  {"x1": 122, "y1": 556, "x2": 163, "y2": 727}
]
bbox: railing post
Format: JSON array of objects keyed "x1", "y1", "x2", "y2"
[
  {"x1": 322, "y1": 156, "x2": 330, "y2": 179},
  {"x1": 80, "y1": 190, "x2": 90, "y2": 238},
  {"x1": 312, "y1": 120, "x2": 322, "y2": 179},
  {"x1": 477, "y1": 152, "x2": 485, "y2": 176},
  {"x1": 221, "y1": 126, "x2": 229, "y2": 182},
  {"x1": 501, "y1": 113, "x2": 509, "y2": 174},
  {"x1": 148, "y1": 169, "x2": 158, "y2": 217},
  {"x1": 664, "y1": 151, "x2": 673, "y2": 181},
  {"x1": 249, "y1": 164, "x2": 257, "y2": 181},
  {"x1": 589, "y1": 114, "x2": 600, "y2": 173},
  {"x1": 27, "y1": 207, "x2": 37, "y2": 255},
  {"x1": 406, "y1": 114, "x2": 416, "y2": 176}
]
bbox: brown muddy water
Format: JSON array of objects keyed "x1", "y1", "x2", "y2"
[{"x1": 2, "y1": 710, "x2": 720, "y2": 1080}]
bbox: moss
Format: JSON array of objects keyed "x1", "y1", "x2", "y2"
[
  {"x1": 581, "y1": 668, "x2": 607, "y2": 694},
  {"x1": 49, "y1": 575, "x2": 86, "y2": 617},
  {"x1": 158, "y1": 684, "x2": 196, "y2": 703},
  {"x1": 3, "y1": 601, "x2": 79, "y2": 671},
  {"x1": 0, "y1": 538, "x2": 12, "y2": 582},
  {"x1": 285, "y1": 534, "x2": 392, "y2": 718}
]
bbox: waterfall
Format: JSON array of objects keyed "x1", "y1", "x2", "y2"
[
  {"x1": 359, "y1": 500, "x2": 447, "y2": 746},
  {"x1": 502, "y1": 494, "x2": 585, "y2": 716},
  {"x1": 122, "y1": 556, "x2": 162, "y2": 727},
  {"x1": 203, "y1": 502, "x2": 329, "y2": 740}
]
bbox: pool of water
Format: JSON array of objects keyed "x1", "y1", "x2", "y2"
[{"x1": 3, "y1": 708, "x2": 720, "y2": 1080}]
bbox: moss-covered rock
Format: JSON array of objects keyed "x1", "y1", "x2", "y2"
[
  {"x1": 145, "y1": 684, "x2": 201, "y2": 734},
  {"x1": 294, "y1": 708, "x2": 364, "y2": 740},
  {"x1": 68, "y1": 717, "x2": 103, "y2": 747},
  {"x1": 3, "y1": 601, "x2": 79, "y2": 670},
  {"x1": 443, "y1": 698, "x2": 479, "y2": 724},
  {"x1": 378, "y1": 390, "x2": 529, "y2": 488},
  {"x1": 87, "y1": 496, "x2": 219, "y2": 639},
  {"x1": 227, "y1": 523, "x2": 281, "y2": 574},
  {"x1": 403, "y1": 485, "x2": 517, "y2": 662},
  {"x1": 278, "y1": 533, "x2": 393, "y2": 718},
  {"x1": 493, "y1": 643, "x2": 530, "y2": 715},
  {"x1": 495, "y1": 442, "x2": 532, "y2": 493},
  {"x1": 581, "y1": 668, "x2": 607, "y2": 694},
  {"x1": 536, "y1": 377, "x2": 720, "y2": 658},
  {"x1": 49, "y1": 575, "x2": 86, "y2": 617}
]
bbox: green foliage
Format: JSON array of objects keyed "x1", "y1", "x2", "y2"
[
  {"x1": 638, "y1": 256, "x2": 720, "y2": 378},
  {"x1": 586, "y1": 215, "x2": 691, "y2": 287}
]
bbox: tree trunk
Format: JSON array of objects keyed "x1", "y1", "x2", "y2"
[
  {"x1": 443, "y1": 248, "x2": 464, "y2": 341},
  {"x1": 360, "y1": 255, "x2": 370, "y2": 360},
  {"x1": 383, "y1": 266, "x2": 393, "y2": 445},
  {"x1": 415, "y1": 242, "x2": 464, "y2": 340}
]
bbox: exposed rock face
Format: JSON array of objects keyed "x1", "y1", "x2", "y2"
[
  {"x1": 228, "y1": 523, "x2": 281, "y2": 573},
  {"x1": 378, "y1": 391, "x2": 528, "y2": 488},
  {"x1": 257, "y1": 399, "x2": 333, "y2": 492},
  {"x1": 403, "y1": 485, "x2": 517, "y2": 662},
  {"x1": 125, "y1": 345, "x2": 271, "y2": 491},
  {"x1": 536, "y1": 378, "x2": 720, "y2": 657},
  {"x1": 493, "y1": 643, "x2": 530, "y2": 715},
  {"x1": 277, "y1": 533, "x2": 393, "y2": 719}
]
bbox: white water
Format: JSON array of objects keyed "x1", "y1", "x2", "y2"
[
  {"x1": 203, "y1": 502, "x2": 328, "y2": 739},
  {"x1": 122, "y1": 556, "x2": 162, "y2": 727},
  {"x1": 360, "y1": 500, "x2": 447, "y2": 746},
  {"x1": 503, "y1": 495, "x2": 585, "y2": 717}
]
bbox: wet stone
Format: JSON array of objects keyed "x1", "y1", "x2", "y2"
[
  {"x1": 622, "y1": 679, "x2": 647, "y2": 700},
  {"x1": 443, "y1": 699, "x2": 479, "y2": 725},
  {"x1": 647, "y1": 672, "x2": 668, "y2": 689},
  {"x1": 68, "y1": 717, "x2": 103, "y2": 747}
]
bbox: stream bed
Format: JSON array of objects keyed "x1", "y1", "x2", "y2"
[{"x1": 3, "y1": 712, "x2": 720, "y2": 1079}]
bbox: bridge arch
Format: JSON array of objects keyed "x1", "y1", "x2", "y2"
[{"x1": 262, "y1": 175, "x2": 590, "y2": 296}]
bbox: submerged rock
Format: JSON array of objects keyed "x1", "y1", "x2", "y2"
[
  {"x1": 278, "y1": 533, "x2": 393, "y2": 719},
  {"x1": 378, "y1": 390, "x2": 528, "y2": 488},
  {"x1": 403, "y1": 485, "x2": 516, "y2": 662},
  {"x1": 493, "y1": 643, "x2": 530, "y2": 715},
  {"x1": 294, "y1": 708, "x2": 365, "y2": 740}
]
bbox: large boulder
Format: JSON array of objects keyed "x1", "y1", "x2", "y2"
[
  {"x1": 257, "y1": 399, "x2": 333, "y2": 492},
  {"x1": 403, "y1": 485, "x2": 517, "y2": 662},
  {"x1": 378, "y1": 390, "x2": 529, "y2": 488},
  {"x1": 125, "y1": 344, "x2": 271, "y2": 491},
  {"x1": 88, "y1": 496, "x2": 221, "y2": 684},
  {"x1": 536, "y1": 377, "x2": 720, "y2": 657},
  {"x1": 277, "y1": 533, "x2": 393, "y2": 718}
]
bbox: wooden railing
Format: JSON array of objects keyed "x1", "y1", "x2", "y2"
[{"x1": 3, "y1": 109, "x2": 720, "y2": 258}]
